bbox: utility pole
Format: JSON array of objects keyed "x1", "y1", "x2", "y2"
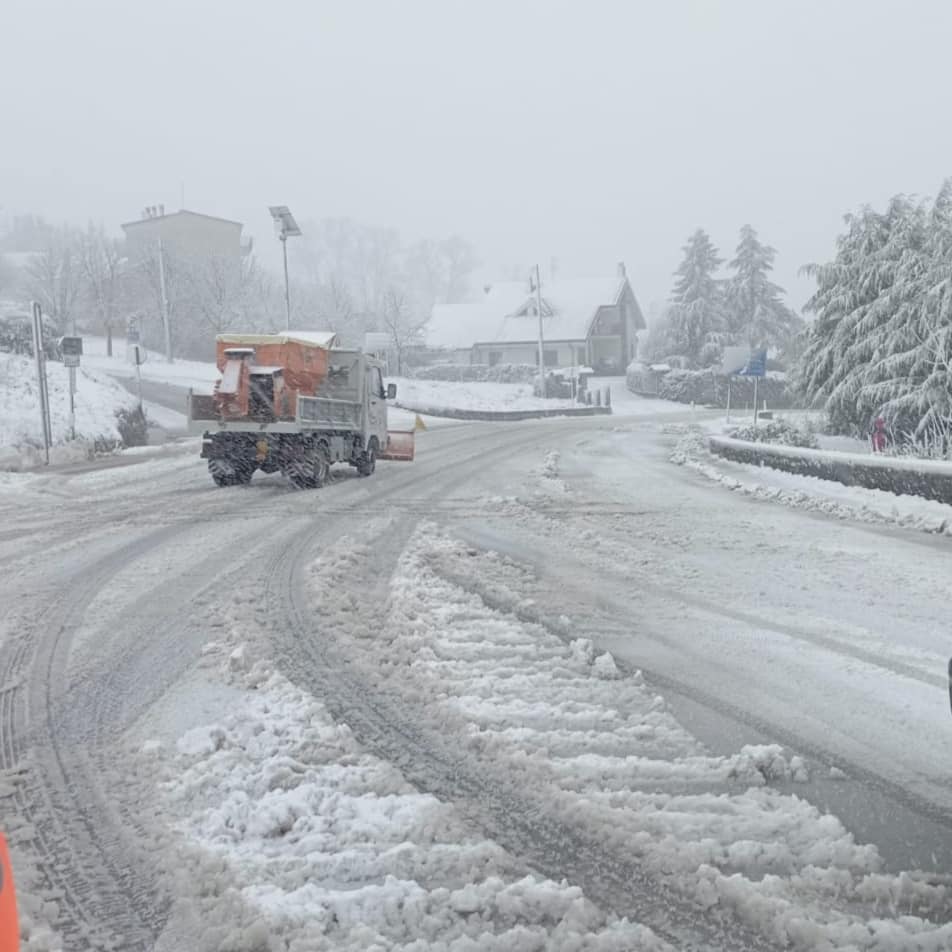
[
  {"x1": 157, "y1": 236, "x2": 172, "y2": 362},
  {"x1": 534, "y1": 263, "x2": 546, "y2": 398}
]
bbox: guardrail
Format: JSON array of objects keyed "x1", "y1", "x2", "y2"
[
  {"x1": 709, "y1": 436, "x2": 952, "y2": 506},
  {"x1": 395, "y1": 403, "x2": 612, "y2": 422}
]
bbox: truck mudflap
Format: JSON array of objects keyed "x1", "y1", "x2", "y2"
[{"x1": 379, "y1": 430, "x2": 415, "y2": 461}]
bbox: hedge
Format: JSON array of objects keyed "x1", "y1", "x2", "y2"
[{"x1": 656, "y1": 369, "x2": 795, "y2": 408}]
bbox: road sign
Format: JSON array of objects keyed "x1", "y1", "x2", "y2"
[
  {"x1": 60, "y1": 336, "x2": 83, "y2": 357},
  {"x1": 737, "y1": 349, "x2": 767, "y2": 378},
  {"x1": 719, "y1": 346, "x2": 750, "y2": 376}
]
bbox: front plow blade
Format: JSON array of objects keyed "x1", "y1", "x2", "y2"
[{"x1": 379, "y1": 430, "x2": 415, "y2": 461}]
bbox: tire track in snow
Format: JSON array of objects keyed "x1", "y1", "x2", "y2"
[{"x1": 252, "y1": 452, "x2": 782, "y2": 951}]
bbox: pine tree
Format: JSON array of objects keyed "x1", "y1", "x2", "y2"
[
  {"x1": 667, "y1": 229, "x2": 725, "y2": 367},
  {"x1": 726, "y1": 225, "x2": 802, "y2": 351}
]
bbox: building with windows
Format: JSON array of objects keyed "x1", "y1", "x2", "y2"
[{"x1": 427, "y1": 263, "x2": 645, "y2": 374}]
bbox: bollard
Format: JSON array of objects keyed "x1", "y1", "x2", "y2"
[
  {"x1": 595, "y1": 389, "x2": 602, "y2": 407},
  {"x1": 0, "y1": 832, "x2": 18, "y2": 952}
]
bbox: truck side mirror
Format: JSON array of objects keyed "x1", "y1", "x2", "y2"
[{"x1": 386, "y1": 383, "x2": 397, "y2": 400}]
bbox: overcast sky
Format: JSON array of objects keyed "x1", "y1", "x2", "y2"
[{"x1": 4, "y1": 0, "x2": 952, "y2": 313}]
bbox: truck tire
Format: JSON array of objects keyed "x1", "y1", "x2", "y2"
[
  {"x1": 357, "y1": 445, "x2": 376, "y2": 477},
  {"x1": 288, "y1": 444, "x2": 330, "y2": 490},
  {"x1": 209, "y1": 459, "x2": 253, "y2": 487}
]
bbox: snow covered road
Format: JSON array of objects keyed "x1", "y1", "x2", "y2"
[{"x1": 0, "y1": 411, "x2": 949, "y2": 950}]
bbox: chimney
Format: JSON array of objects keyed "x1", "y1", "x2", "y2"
[{"x1": 617, "y1": 261, "x2": 627, "y2": 279}]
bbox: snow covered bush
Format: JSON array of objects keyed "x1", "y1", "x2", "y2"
[
  {"x1": 656, "y1": 368, "x2": 795, "y2": 408},
  {"x1": 729, "y1": 418, "x2": 819, "y2": 449},
  {"x1": 115, "y1": 405, "x2": 150, "y2": 447}
]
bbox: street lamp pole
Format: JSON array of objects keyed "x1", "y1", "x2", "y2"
[
  {"x1": 281, "y1": 232, "x2": 291, "y2": 330},
  {"x1": 268, "y1": 206, "x2": 302, "y2": 333}
]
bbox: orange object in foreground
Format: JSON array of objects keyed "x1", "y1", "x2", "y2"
[
  {"x1": 0, "y1": 833, "x2": 19, "y2": 952},
  {"x1": 379, "y1": 430, "x2": 415, "y2": 461}
]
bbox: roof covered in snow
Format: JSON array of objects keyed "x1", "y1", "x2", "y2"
[
  {"x1": 427, "y1": 282, "x2": 529, "y2": 350},
  {"x1": 428, "y1": 275, "x2": 637, "y2": 349},
  {"x1": 216, "y1": 331, "x2": 339, "y2": 349}
]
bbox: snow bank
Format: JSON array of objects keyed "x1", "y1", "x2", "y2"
[
  {"x1": 392, "y1": 377, "x2": 576, "y2": 413},
  {"x1": 0, "y1": 351, "x2": 135, "y2": 461},
  {"x1": 153, "y1": 645, "x2": 666, "y2": 950}
]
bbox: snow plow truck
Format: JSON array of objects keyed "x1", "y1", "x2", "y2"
[{"x1": 188, "y1": 331, "x2": 414, "y2": 488}]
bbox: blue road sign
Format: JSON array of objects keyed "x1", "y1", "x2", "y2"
[{"x1": 737, "y1": 349, "x2": 767, "y2": 377}]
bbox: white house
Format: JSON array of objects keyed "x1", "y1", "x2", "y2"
[{"x1": 428, "y1": 263, "x2": 646, "y2": 374}]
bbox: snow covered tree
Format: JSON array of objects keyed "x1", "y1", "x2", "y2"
[
  {"x1": 795, "y1": 185, "x2": 952, "y2": 450},
  {"x1": 726, "y1": 225, "x2": 802, "y2": 351},
  {"x1": 380, "y1": 285, "x2": 428, "y2": 375},
  {"x1": 78, "y1": 223, "x2": 125, "y2": 356},
  {"x1": 666, "y1": 229, "x2": 725, "y2": 367},
  {"x1": 25, "y1": 225, "x2": 83, "y2": 334}
]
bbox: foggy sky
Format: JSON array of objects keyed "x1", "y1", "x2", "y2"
[{"x1": 4, "y1": 0, "x2": 952, "y2": 313}]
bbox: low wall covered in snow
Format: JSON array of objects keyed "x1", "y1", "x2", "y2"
[
  {"x1": 709, "y1": 436, "x2": 952, "y2": 505},
  {"x1": 395, "y1": 402, "x2": 612, "y2": 421}
]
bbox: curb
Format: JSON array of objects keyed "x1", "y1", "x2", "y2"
[{"x1": 708, "y1": 436, "x2": 952, "y2": 506}]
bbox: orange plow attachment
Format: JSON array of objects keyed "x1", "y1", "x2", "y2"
[{"x1": 379, "y1": 430, "x2": 415, "y2": 461}]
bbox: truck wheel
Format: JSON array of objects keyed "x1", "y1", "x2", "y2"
[
  {"x1": 357, "y1": 446, "x2": 376, "y2": 477},
  {"x1": 209, "y1": 459, "x2": 253, "y2": 487},
  {"x1": 288, "y1": 445, "x2": 329, "y2": 489}
]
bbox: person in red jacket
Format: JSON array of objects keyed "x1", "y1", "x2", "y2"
[{"x1": 871, "y1": 416, "x2": 887, "y2": 453}]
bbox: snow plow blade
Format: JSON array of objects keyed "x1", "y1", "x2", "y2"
[{"x1": 379, "y1": 430, "x2": 415, "y2": 461}]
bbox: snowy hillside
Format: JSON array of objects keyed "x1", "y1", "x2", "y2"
[
  {"x1": 83, "y1": 337, "x2": 220, "y2": 392},
  {"x1": 0, "y1": 352, "x2": 135, "y2": 459}
]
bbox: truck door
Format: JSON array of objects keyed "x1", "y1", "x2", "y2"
[{"x1": 367, "y1": 365, "x2": 387, "y2": 445}]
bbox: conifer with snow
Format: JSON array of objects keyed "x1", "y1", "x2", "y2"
[
  {"x1": 796, "y1": 181, "x2": 952, "y2": 452},
  {"x1": 666, "y1": 229, "x2": 726, "y2": 367},
  {"x1": 726, "y1": 225, "x2": 802, "y2": 352}
]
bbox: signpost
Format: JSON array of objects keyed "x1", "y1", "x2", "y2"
[
  {"x1": 30, "y1": 302, "x2": 52, "y2": 464},
  {"x1": 720, "y1": 346, "x2": 767, "y2": 424},
  {"x1": 131, "y1": 344, "x2": 146, "y2": 412},
  {"x1": 59, "y1": 336, "x2": 83, "y2": 441},
  {"x1": 736, "y1": 348, "x2": 767, "y2": 425}
]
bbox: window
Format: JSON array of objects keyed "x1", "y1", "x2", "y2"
[
  {"x1": 536, "y1": 349, "x2": 558, "y2": 367},
  {"x1": 488, "y1": 350, "x2": 503, "y2": 367},
  {"x1": 372, "y1": 367, "x2": 385, "y2": 398}
]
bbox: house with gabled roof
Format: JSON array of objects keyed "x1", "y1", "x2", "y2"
[{"x1": 428, "y1": 263, "x2": 645, "y2": 374}]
